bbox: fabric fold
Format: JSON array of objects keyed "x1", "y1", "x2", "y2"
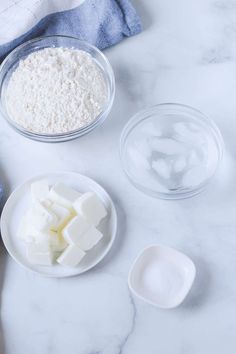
[{"x1": 0, "y1": 0, "x2": 142, "y2": 61}]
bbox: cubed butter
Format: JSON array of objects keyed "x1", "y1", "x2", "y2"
[
  {"x1": 52, "y1": 232, "x2": 68, "y2": 252},
  {"x1": 49, "y1": 183, "x2": 81, "y2": 210},
  {"x1": 31, "y1": 179, "x2": 49, "y2": 201},
  {"x1": 29, "y1": 200, "x2": 57, "y2": 231},
  {"x1": 36, "y1": 230, "x2": 67, "y2": 252},
  {"x1": 42, "y1": 199, "x2": 53, "y2": 209},
  {"x1": 47, "y1": 202, "x2": 72, "y2": 232},
  {"x1": 76, "y1": 227, "x2": 103, "y2": 251},
  {"x1": 20, "y1": 181, "x2": 106, "y2": 268},
  {"x1": 57, "y1": 244, "x2": 85, "y2": 267},
  {"x1": 27, "y1": 243, "x2": 53, "y2": 266},
  {"x1": 17, "y1": 213, "x2": 38, "y2": 243},
  {"x1": 62, "y1": 215, "x2": 91, "y2": 244},
  {"x1": 73, "y1": 192, "x2": 107, "y2": 226},
  {"x1": 29, "y1": 240, "x2": 51, "y2": 253}
]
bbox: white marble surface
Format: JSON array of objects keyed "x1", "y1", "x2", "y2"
[{"x1": 1, "y1": 0, "x2": 236, "y2": 353}]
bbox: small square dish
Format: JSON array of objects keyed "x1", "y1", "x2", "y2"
[{"x1": 128, "y1": 245, "x2": 196, "y2": 308}]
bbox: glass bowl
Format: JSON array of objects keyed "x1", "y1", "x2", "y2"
[
  {"x1": 0, "y1": 35, "x2": 115, "y2": 143},
  {"x1": 120, "y1": 103, "x2": 223, "y2": 200}
]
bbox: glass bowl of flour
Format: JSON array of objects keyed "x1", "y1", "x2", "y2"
[
  {"x1": 120, "y1": 103, "x2": 223, "y2": 199},
  {"x1": 0, "y1": 35, "x2": 115, "y2": 142}
]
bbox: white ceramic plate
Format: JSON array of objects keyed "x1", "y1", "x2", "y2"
[
  {"x1": 0, "y1": 172, "x2": 117, "y2": 277},
  {"x1": 128, "y1": 245, "x2": 196, "y2": 308}
]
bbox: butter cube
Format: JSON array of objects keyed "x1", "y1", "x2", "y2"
[
  {"x1": 49, "y1": 183, "x2": 81, "y2": 210},
  {"x1": 73, "y1": 192, "x2": 107, "y2": 226},
  {"x1": 62, "y1": 215, "x2": 90, "y2": 244},
  {"x1": 27, "y1": 243, "x2": 53, "y2": 266},
  {"x1": 29, "y1": 200, "x2": 57, "y2": 231},
  {"x1": 18, "y1": 213, "x2": 38, "y2": 243},
  {"x1": 31, "y1": 179, "x2": 49, "y2": 201},
  {"x1": 76, "y1": 227, "x2": 103, "y2": 251},
  {"x1": 47, "y1": 202, "x2": 72, "y2": 232},
  {"x1": 53, "y1": 232, "x2": 68, "y2": 252},
  {"x1": 42, "y1": 199, "x2": 53, "y2": 209},
  {"x1": 57, "y1": 244, "x2": 85, "y2": 267},
  {"x1": 30, "y1": 240, "x2": 51, "y2": 253},
  {"x1": 36, "y1": 230, "x2": 67, "y2": 252}
]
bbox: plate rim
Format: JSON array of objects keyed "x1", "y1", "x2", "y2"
[{"x1": 0, "y1": 171, "x2": 117, "y2": 277}]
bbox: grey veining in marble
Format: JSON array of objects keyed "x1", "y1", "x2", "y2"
[{"x1": 1, "y1": 0, "x2": 236, "y2": 353}]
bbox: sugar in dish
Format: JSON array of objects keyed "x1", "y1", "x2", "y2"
[{"x1": 128, "y1": 245, "x2": 196, "y2": 308}]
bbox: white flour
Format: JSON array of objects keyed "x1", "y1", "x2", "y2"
[{"x1": 6, "y1": 47, "x2": 107, "y2": 134}]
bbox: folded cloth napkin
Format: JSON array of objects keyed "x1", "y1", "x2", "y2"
[{"x1": 0, "y1": 0, "x2": 142, "y2": 61}]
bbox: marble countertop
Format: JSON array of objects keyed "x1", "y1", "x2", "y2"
[{"x1": 1, "y1": 0, "x2": 236, "y2": 353}]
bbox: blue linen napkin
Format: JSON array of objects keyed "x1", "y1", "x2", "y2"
[{"x1": 0, "y1": 0, "x2": 142, "y2": 62}]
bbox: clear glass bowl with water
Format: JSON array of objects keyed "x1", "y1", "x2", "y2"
[{"x1": 120, "y1": 103, "x2": 223, "y2": 199}]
